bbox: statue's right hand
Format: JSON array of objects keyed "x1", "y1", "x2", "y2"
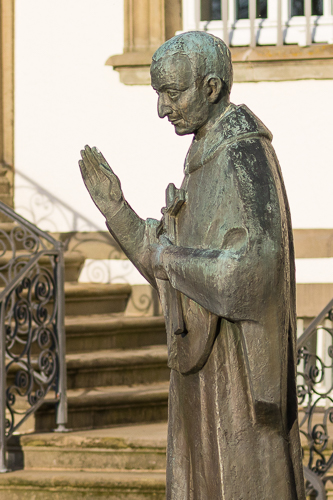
[{"x1": 79, "y1": 145, "x2": 124, "y2": 218}]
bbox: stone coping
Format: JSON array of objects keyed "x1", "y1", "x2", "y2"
[{"x1": 107, "y1": 44, "x2": 333, "y2": 84}]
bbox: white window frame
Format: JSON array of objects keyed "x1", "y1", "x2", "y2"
[{"x1": 182, "y1": 0, "x2": 333, "y2": 46}]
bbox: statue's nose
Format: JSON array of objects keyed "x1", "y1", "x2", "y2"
[{"x1": 158, "y1": 95, "x2": 172, "y2": 118}]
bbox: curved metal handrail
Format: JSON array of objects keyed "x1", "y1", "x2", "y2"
[
  {"x1": 0, "y1": 201, "x2": 60, "y2": 248},
  {"x1": 0, "y1": 201, "x2": 66, "y2": 473}
]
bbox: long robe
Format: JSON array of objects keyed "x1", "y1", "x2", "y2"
[{"x1": 105, "y1": 103, "x2": 305, "y2": 500}]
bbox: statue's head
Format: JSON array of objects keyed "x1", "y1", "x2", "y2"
[{"x1": 150, "y1": 31, "x2": 233, "y2": 137}]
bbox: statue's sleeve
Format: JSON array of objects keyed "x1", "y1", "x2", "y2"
[
  {"x1": 160, "y1": 236, "x2": 275, "y2": 323},
  {"x1": 105, "y1": 201, "x2": 159, "y2": 288}
]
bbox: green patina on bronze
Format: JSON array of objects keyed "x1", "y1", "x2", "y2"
[{"x1": 79, "y1": 31, "x2": 305, "y2": 500}]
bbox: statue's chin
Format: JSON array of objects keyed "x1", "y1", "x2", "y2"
[{"x1": 174, "y1": 124, "x2": 193, "y2": 136}]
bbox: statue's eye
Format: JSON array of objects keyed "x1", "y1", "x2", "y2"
[{"x1": 167, "y1": 90, "x2": 180, "y2": 99}]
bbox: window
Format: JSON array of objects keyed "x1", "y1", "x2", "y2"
[
  {"x1": 184, "y1": 0, "x2": 333, "y2": 46},
  {"x1": 108, "y1": 0, "x2": 333, "y2": 84}
]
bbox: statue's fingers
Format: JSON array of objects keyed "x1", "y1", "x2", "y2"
[
  {"x1": 82, "y1": 146, "x2": 114, "y2": 182},
  {"x1": 79, "y1": 159, "x2": 87, "y2": 180},
  {"x1": 91, "y1": 147, "x2": 115, "y2": 174},
  {"x1": 80, "y1": 152, "x2": 101, "y2": 189},
  {"x1": 81, "y1": 146, "x2": 119, "y2": 193},
  {"x1": 79, "y1": 159, "x2": 95, "y2": 189},
  {"x1": 81, "y1": 145, "x2": 91, "y2": 159},
  {"x1": 80, "y1": 149, "x2": 100, "y2": 178},
  {"x1": 83, "y1": 145, "x2": 101, "y2": 170},
  {"x1": 80, "y1": 148, "x2": 93, "y2": 166},
  {"x1": 79, "y1": 159, "x2": 91, "y2": 190}
]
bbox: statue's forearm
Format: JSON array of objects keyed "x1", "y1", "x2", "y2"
[
  {"x1": 105, "y1": 201, "x2": 159, "y2": 288},
  {"x1": 105, "y1": 201, "x2": 145, "y2": 254},
  {"x1": 160, "y1": 244, "x2": 268, "y2": 321}
]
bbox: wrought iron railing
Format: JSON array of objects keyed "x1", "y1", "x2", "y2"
[
  {"x1": 297, "y1": 298, "x2": 333, "y2": 499},
  {"x1": 0, "y1": 201, "x2": 67, "y2": 473}
]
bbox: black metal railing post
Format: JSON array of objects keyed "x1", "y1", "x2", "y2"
[
  {"x1": 55, "y1": 247, "x2": 67, "y2": 432},
  {"x1": 0, "y1": 301, "x2": 8, "y2": 473}
]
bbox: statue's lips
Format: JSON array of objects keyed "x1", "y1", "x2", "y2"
[{"x1": 169, "y1": 118, "x2": 182, "y2": 125}]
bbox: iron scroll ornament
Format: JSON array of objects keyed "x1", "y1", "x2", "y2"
[
  {"x1": 5, "y1": 266, "x2": 59, "y2": 436},
  {"x1": 0, "y1": 201, "x2": 66, "y2": 473},
  {"x1": 297, "y1": 302, "x2": 333, "y2": 498}
]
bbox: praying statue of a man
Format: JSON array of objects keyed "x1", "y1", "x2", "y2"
[{"x1": 79, "y1": 31, "x2": 305, "y2": 500}]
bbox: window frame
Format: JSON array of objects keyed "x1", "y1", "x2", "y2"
[{"x1": 183, "y1": 0, "x2": 333, "y2": 45}]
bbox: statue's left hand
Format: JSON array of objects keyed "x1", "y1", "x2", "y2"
[
  {"x1": 79, "y1": 145, "x2": 124, "y2": 218},
  {"x1": 150, "y1": 234, "x2": 172, "y2": 280}
]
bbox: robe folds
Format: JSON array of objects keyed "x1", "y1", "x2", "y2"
[{"x1": 105, "y1": 103, "x2": 306, "y2": 500}]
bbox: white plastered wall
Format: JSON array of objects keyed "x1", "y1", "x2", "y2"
[
  {"x1": 14, "y1": 0, "x2": 191, "y2": 231},
  {"x1": 14, "y1": 1, "x2": 333, "y2": 285}
]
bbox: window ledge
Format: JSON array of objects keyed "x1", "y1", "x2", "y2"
[
  {"x1": 107, "y1": 44, "x2": 333, "y2": 84},
  {"x1": 106, "y1": 51, "x2": 155, "y2": 85}
]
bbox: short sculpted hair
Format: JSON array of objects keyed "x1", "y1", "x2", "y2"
[{"x1": 152, "y1": 31, "x2": 233, "y2": 95}]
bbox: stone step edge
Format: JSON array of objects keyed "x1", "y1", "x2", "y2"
[
  {"x1": 7, "y1": 444, "x2": 166, "y2": 473},
  {"x1": 66, "y1": 346, "x2": 168, "y2": 370},
  {"x1": 10, "y1": 384, "x2": 169, "y2": 416},
  {"x1": 8, "y1": 445, "x2": 166, "y2": 454},
  {"x1": 0, "y1": 250, "x2": 84, "y2": 263},
  {"x1": 39, "y1": 383, "x2": 169, "y2": 411},
  {"x1": 0, "y1": 469, "x2": 166, "y2": 491},
  {"x1": 8, "y1": 347, "x2": 168, "y2": 373},
  {"x1": 1, "y1": 283, "x2": 132, "y2": 302},
  {"x1": 64, "y1": 282, "x2": 132, "y2": 299},
  {"x1": 64, "y1": 314, "x2": 165, "y2": 332},
  {"x1": 8, "y1": 466, "x2": 167, "y2": 475},
  {"x1": 8, "y1": 422, "x2": 168, "y2": 450},
  {"x1": 64, "y1": 390, "x2": 169, "y2": 410}
]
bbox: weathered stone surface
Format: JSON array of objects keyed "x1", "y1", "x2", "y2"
[
  {"x1": 36, "y1": 382, "x2": 169, "y2": 431},
  {"x1": 64, "y1": 282, "x2": 131, "y2": 316},
  {"x1": 8, "y1": 423, "x2": 167, "y2": 472},
  {"x1": 66, "y1": 346, "x2": 169, "y2": 389},
  {"x1": 64, "y1": 314, "x2": 166, "y2": 352},
  {"x1": 0, "y1": 470, "x2": 166, "y2": 500}
]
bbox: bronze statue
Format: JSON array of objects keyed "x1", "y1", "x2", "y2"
[{"x1": 79, "y1": 31, "x2": 305, "y2": 500}]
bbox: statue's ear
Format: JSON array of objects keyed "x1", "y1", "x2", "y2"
[{"x1": 204, "y1": 75, "x2": 223, "y2": 103}]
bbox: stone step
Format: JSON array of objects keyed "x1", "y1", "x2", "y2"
[
  {"x1": 0, "y1": 470, "x2": 166, "y2": 500},
  {"x1": 64, "y1": 282, "x2": 132, "y2": 316},
  {"x1": 65, "y1": 314, "x2": 166, "y2": 352},
  {"x1": 36, "y1": 382, "x2": 169, "y2": 431},
  {"x1": 62, "y1": 251, "x2": 86, "y2": 282},
  {"x1": 6, "y1": 346, "x2": 169, "y2": 389},
  {"x1": 7, "y1": 422, "x2": 167, "y2": 472},
  {"x1": 66, "y1": 346, "x2": 169, "y2": 389},
  {"x1": 0, "y1": 249, "x2": 85, "y2": 284}
]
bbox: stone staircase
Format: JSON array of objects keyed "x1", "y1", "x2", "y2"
[
  {"x1": 2, "y1": 230, "x2": 333, "y2": 498},
  {"x1": 3, "y1": 423, "x2": 167, "y2": 499},
  {"x1": 0, "y1": 249, "x2": 169, "y2": 499}
]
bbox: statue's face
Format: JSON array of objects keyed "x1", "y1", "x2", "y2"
[{"x1": 151, "y1": 54, "x2": 210, "y2": 136}]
